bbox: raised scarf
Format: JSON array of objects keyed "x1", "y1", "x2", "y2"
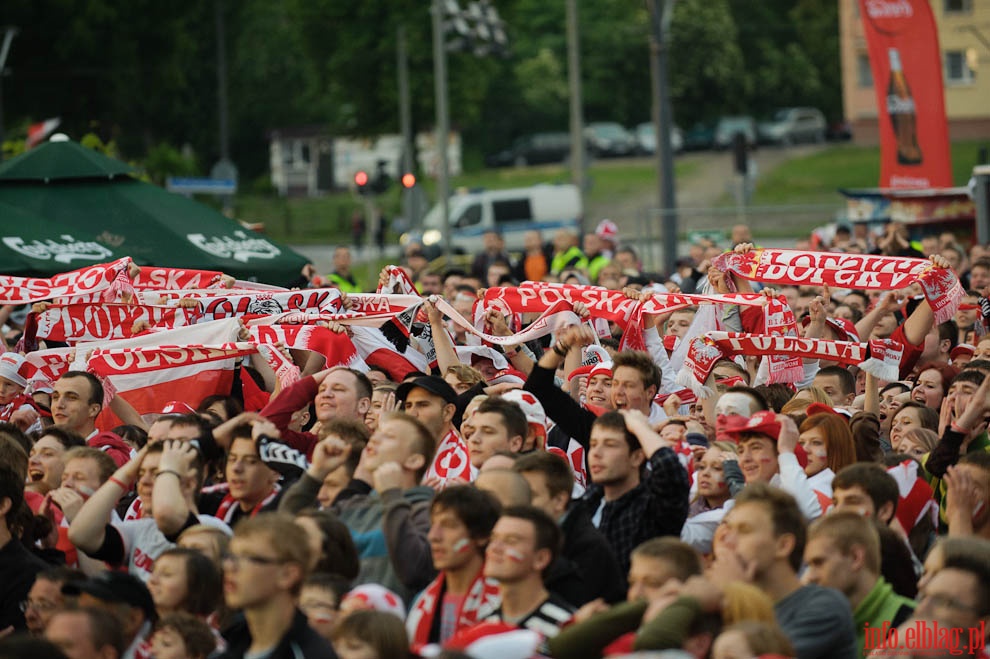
[
  {"x1": 423, "y1": 429, "x2": 474, "y2": 487},
  {"x1": 712, "y1": 248, "x2": 964, "y2": 324},
  {"x1": 0, "y1": 257, "x2": 133, "y2": 304},
  {"x1": 677, "y1": 331, "x2": 904, "y2": 396}
]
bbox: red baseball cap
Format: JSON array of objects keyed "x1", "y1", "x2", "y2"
[
  {"x1": 722, "y1": 410, "x2": 781, "y2": 441},
  {"x1": 567, "y1": 362, "x2": 614, "y2": 382},
  {"x1": 950, "y1": 344, "x2": 975, "y2": 362},
  {"x1": 160, "y1": 401, "x2": 196, "y2": 416}
]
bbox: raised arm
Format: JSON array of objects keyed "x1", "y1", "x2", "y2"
[
  {"x1": 68, "y1": 446, "x2": 146, "y2": 553},
  {"x1": 425, "y1": 299, "x2": 460, "y2": 375},
  {"x1": 151, "y1": 440, "x2": 198, "y2": 537}
]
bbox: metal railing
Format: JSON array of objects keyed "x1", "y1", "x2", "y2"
[{"x1": 634, "y1": 203, "x2": 845, "y2": 272}]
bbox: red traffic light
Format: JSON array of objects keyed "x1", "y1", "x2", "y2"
[
  {"x1": 401, "y1": 173, "x2": 416, "y2": 188},
  {"x1": 354, "y1": 171, "x2": 369, "y2": 187}
]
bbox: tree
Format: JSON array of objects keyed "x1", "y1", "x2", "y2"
[{"x1": 669, "y1": 0, "x2": 749, "y2": 122}]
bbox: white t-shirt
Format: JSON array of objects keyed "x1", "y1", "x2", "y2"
[{"x1": 115, "y1": 515, "x2": 231, "y2": 581}]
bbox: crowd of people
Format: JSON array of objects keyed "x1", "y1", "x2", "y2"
[{"x1": 0, "y1": 218, "x2": 989, "y2": 659}]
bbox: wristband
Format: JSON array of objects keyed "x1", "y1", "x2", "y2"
[
  {"x1": 950, "y1": 422, "x2": 971, "y2": 434},
  {"x1": 155, "y1": 469, "x2": 182, "y2": 480},
  {"x1": 553, "y1": 342, "x2": 569, "y2": 357},
  {"x1": 505, "y1": 346, "x2": 520, "y2": 357},
  {"x1": 108, "y1": 477, "x2": 131, "y2": 490}
]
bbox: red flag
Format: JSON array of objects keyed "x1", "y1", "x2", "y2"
[
  {"x1": 26, "y1": 118, "x2": 61, "y2": 148},
  {"x1": 858, "y1": 0, "x2": 951, "y2": 189}
]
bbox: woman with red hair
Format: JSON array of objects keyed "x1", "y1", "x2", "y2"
[{"x1": 798, "y1": 412, "x2": 857, "y2": 498}]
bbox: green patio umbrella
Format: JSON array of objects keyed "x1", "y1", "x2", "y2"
[
  {"x1": 0, "y1": 139, "x2": 136, "y2": 182},
  {"x1": 0, "y1": 200, "x2": 131, "y2": 276},
  {"x1": 0, "y1": 140, "x2": 310, "y2": 284}
]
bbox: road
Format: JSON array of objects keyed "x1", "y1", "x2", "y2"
[{"x1": 292, "y1": 144, "x2": 829, "y2": 274}]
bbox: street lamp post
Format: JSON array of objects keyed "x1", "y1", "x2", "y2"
[
  {"x1": 431, "y1": 0, "x2": 508, "y2": 265},
  {"x1": 431, "y1": 0, "x2": 453, "y2": 263},
  {"x1": 566, "y1": 0, "x2": 586, "y2": 229},
  {"x1": 648, "y1": 0, "x2": 678, "y2": 276}
]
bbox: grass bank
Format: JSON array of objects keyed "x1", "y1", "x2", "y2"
[
  {"x1": 748, "y1": 140, "x2": 987, "y2": 205},
  {"x1": 236, "y1": 157, "x2": 699, "y2": 246}
]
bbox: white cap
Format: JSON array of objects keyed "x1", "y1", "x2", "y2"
[{"x1": 0, "y1": 353, "x2": 28, "y2": 388}]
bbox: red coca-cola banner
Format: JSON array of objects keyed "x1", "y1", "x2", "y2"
[{"x1": 858, "y1": 0, "x2": 951, "y2": 189}]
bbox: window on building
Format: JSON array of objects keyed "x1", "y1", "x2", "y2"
[
  {"x1": 945, "y1": 50, "x2": 976, "y2": 84},
  {"x1": 943, "y1": 0, "x2": 972, "y2": 14},
  {"x1": 857, "y1": 53, "x2": 873, "y2": 88}
]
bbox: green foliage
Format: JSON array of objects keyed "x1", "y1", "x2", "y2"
[
  {"x1": 143, "y1": 143, "x2": 199, "y2": 186},
  {"x1": 2, "y1": 0, "x2": 843, "y2": 181},
  {"x1": 670, "y1": 0, "x2": 749, "y2": 122}
]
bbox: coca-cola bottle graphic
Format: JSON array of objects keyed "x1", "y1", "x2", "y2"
[{"x1": 887, "y1": 48, "x2": 922, "y2": 165}]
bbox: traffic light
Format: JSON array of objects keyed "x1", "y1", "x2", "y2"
[
  {"x1": 354, "y1": 170, "x2": 370, "y2": 195},
  {"x1": 401, "y1": 173, "x2": 416, "y2": 188}
]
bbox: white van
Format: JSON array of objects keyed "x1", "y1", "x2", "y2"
[{"x1": 418, "y1": 184, "x2": 583, "y2": 254}]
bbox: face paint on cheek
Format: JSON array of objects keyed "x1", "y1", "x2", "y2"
[
  {"x1": 506, "y1": 548, "x2": 525, "y2": 563},
  {"x1": 810, "y1": 448, "x2": 827, "y2": 459},
  {"x1": 453, "y1": 538, "x2": 471, "y2": 554}
]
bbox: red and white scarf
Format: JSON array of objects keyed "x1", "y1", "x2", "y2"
[
  {"x1": 0, "y1": 393, "x2": 39, "y2": 423},
  {"x1": 423, "y1": 429, "x2": 474, "y2": 487},
  {"x1": 131, "y1": 266, "x2": 230, "y2": 290},
  {"x1": 712, "y1": 248, "x2": 964, "y2": 324},
  {"x1": 0, "y1": 257, "x2": 133, "y2": 304},
  {"x1": 481, "y1": 283, "x2": 781, "y2": 352},
  {"x1": 210, "y1": 484, "x2": 281, "y2": 524},
  {"x1": 547, "y1": 438, "x2": 588, "y2": 490},
  {"x1": 887, "y1": 459, "x2": 939, "y2": 533},
  {"x1": 27, "y1": 303, "x2": 202, "y2": 343},
  {"x1": 407, "y1": 568, "x2": 501, "y2": 649},
  {"x1": 677, "y1": 331, "x2": 904, "y2": 396},
  {"x1": 155, "y1": 287, "x2": 345, "y2": 321},
  {"x1": 378, "y1": 265, "x2": 421, "y2": 296}
]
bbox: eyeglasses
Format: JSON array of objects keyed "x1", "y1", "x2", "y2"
[
  {"x1": 221, "y1": 552, "x2": 284, "y2": 569},
  {"x1": 20, "y1": 599, "x2": 59, "y2": 613}
]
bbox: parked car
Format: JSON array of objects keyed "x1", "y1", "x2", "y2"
[
  {"x1": 484, "y1": 131, "x2": 572, "y2": 168},
  {"x1": 757, "y1": 107, "x2": 827, "y2": 145},
  {"x1": 634, "y1": 122, "x2": 683, "y2": 155},
  {"x1": 714, "y1": 116, "x2": 758, "y2": 149},
  {"x1": 826, "y1": 120, "x2": 853, "y2": 142},
  {"x1": 584, "y1": 122, "x2": 638, "y2": 157},
  {"x1": 683, "y1": 122, "x2": 715, "y2": 151}
]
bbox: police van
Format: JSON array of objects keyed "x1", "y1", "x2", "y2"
[{"x1": 417, "y1": 184, "x2": 583, "y2": 254}]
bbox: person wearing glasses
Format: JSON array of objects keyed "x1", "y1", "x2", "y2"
[
  {"x1": 22, "y1": 566, "x2": 86, "y2": 636},
  {"x1": 218, "y1": 513, "x2": 336, "y2": 659}
]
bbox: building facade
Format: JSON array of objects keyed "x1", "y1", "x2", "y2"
[{"x1": 839, "y1": 0, "x2": 990, "y2": 144}]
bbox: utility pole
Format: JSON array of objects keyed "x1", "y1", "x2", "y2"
[
  {"x1": 648, "y1": 0, "x2": 677, "y2": 276},
  {"x1": 215, "y1": 0, "x2": 229, "y2": 162},
  {"x1": 432, "y1": 0, "x2": 453, "y2": 263},
  {"x1": 212, "y1": 0, "x2": 237, "y2": 214},
  {"x1": 0, "y1": 27, "x2": 18, "y2": 162},
  {"x1": 566, "y1": 0, "x2": 586, "y2": 228},
  {"x1": 398, "y1": 26, "x2": 418, "y2": 233}
]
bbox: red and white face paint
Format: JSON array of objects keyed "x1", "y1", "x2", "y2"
[
  {"x1": 798, "y1": 427, "x2": 828, "y2": 477},
  {"x1": 695, "y1": 447, "x2": 731, "y2": 501}
]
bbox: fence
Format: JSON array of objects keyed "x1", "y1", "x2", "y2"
[{"x1": 633, "y1": 203, "x2": 845, "y2": 272}]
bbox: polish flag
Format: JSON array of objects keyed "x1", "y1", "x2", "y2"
[{"x1": 27, "y1": 118, "x2": 61, "y2": 148}]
